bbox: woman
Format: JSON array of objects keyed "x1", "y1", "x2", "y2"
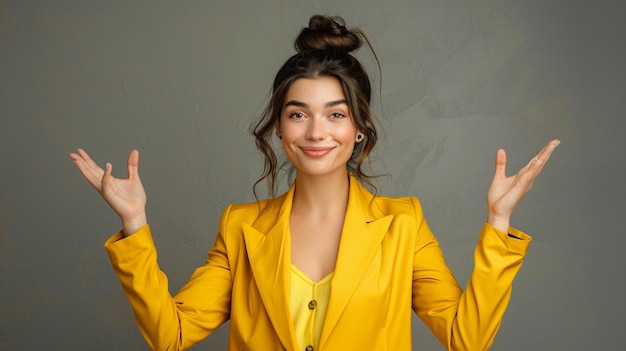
[{"x1": 70, "y1": 15, "x2": 559, "y2": 351}]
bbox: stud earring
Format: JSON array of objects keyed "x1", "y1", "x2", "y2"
[{"x1": 356, "y1": 133, "x2": 364, "y2": 142}]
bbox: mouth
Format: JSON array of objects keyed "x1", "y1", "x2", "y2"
[{"x1": 299, "y1": 146, "x2": 335, "y2": 158}]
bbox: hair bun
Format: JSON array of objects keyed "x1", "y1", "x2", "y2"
[{"x1": 295, "y1": 15, "x2": 363, "y2": 53}]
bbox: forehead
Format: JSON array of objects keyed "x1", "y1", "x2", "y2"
[{"x1": 284, "y1": 76, "x2": 346, "y2": 105}]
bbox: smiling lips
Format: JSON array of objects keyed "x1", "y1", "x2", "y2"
[{"x1": 299, "y1": 146, "x2": 335, "y2": 158}]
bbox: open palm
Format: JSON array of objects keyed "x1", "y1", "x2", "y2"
[
  {"x1": 69, "y1": 148, "x2": 147, "y2": 234},
  {"x1": 486, "y1": 139, "x2": 560, "y2": 232}
]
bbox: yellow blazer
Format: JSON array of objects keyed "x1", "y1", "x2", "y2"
[{"x1": 105, "y1": 176, "x2": 531, "y2": 351}]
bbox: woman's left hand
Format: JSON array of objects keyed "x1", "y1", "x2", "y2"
[{"x1": 486, "y1": 139, "x2": 560, "y2": 233}]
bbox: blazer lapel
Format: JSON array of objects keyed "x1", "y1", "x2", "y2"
[
  {"x1": 320, "y1": 177, "x2": 393, "y2": 346},
  {"x1": 242, "y1": 185, "x2": 299, "y2": 351}
]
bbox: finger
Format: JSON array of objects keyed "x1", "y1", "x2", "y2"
[
  {"x1": 127, "y1": 150, "x2": 140, "y2": 180},
  {"x1": 76, "y1": 148, "x2": 102, "y2": 171},
  {"x1": 70, "y1": 153, "x2": 104, "y2": 190},
  {"x1": 74, "y1": 148, "x2": 105, "y2": 180},
  {"x1": 101, "y1": 162, "x2": 115, "y2": 195},
  {"x1": 69, "y1": 151, "x2": 90, "y2": 165},
  {"x1": 493, "y1": 148, "x2": 507, "y2": 179},
  {"x1": 528, "y1": 139, "x2": 560, "y2": 171},
  {"x1": 71, "y1": 158, "x2": 98, "y2": 188}
]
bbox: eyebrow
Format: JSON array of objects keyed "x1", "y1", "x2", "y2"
[{"x1": 284, "y1": 99, "x2": 348, "y2": 108}]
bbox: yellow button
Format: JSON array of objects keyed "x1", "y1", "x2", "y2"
[
  {"x1": 308, "y1": 300, "x2": 317, "y2": 310},
  {"x1": 305, "y1": 346, "x2": 314, "y2": 351}
]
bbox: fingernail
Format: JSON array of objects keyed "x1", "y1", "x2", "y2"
[{"x1": 553, "y1": 140, "x2": 561, "y2": 148}]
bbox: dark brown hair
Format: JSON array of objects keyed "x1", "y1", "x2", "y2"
[{"x1": 250, "y1": 15, "x2": 381, "y2": 199}]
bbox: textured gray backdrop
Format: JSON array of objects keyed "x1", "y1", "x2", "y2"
[{"x1": 1, "y1": 0, "x2": 625, "y2": 350}]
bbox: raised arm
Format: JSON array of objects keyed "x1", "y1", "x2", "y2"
[
  {"x1": 69, "y1": 148, "x2": 147, "y2": 235},
  {"x1": 413, "y1": 139, "x2": 560, "y2": 350},
  {"x1": 71, "y1": 149, "x2": 233, "y2": 349}
]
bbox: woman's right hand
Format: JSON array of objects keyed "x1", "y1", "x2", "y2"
[{"x1": 69, "y1": 148, "x2": 147, "y2": 236}]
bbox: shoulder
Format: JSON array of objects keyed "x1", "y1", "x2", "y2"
[
  {"x1": 218, "y1": 190, "x2": 288, "y2": 230},
  {"x1": 367, "y1": 194, "x2": 430, "y2": 245},
  {"x1": 370, "y1": 194, "x2": 425, "y2": 219},
  {"x1": 219, "y1": 199, "x2": 271, "y2": 224},
  {"x1": 350, "y1": 177, "x2": 425, "y2": 221}
]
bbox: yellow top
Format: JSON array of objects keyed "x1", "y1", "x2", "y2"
[{"x1": 290, "y1": 265, "x2": 333, "y2": 351}]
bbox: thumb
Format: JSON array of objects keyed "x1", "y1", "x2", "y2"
[
  {"x1": 127, "y1": 150, "x2": 140, "y2": 180},
  {"x1": 493, "y1": 148, "x2": 507, "y2": 180}
]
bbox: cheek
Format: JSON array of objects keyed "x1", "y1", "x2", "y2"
[
  {"x1": 279, "y1": 124, "x2": 299, "y2": 143},
  {"x1": 337, "y1": 127, "x2": 357, "y2": 143}
]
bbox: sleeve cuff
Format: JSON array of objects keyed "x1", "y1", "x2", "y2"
[
  {"x1": 103, "y1": 224, "x2": 155, "y2": 265},
  {"x1": 482, "y1": 222, "x2": 532, "y2": 255}
]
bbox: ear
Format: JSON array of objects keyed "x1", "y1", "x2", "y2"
[
  {"x1": 355, "y1": 132, "x2": 365, "y2": 143},
  {"x1": 275, "y1": 122, "x2": 282, "y2": 139}
]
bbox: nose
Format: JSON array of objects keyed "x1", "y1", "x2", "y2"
[{"x1": 305, "y1": 116, "x2": 327, "y2": 141}]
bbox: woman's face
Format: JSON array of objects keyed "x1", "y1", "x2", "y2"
[{"x1": 279, "y1": 76, "x2": 361, "y2": 178}]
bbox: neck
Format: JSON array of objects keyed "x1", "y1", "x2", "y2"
[{"x1": 292, "y1": 171, "x2": 351, "y2": 217}]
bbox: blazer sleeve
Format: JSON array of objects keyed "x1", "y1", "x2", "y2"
[
  {"x1": 104, "y1": 205, "x2": 235, "y2": 350},
  {"x1": 410, "y1": 197, "x2": 531, "y2": 351}
]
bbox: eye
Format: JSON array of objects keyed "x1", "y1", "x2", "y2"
[
  {"x1": 330, "y1": 112, "x2": 347, "y2": 119},
  {"x1": 289, "y1": 112, "x2": 305, "y2": 119}
]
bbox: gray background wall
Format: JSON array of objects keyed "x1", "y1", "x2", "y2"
[{"x1": 1, "y1": 0, "x2": 625, "y2": 350}]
